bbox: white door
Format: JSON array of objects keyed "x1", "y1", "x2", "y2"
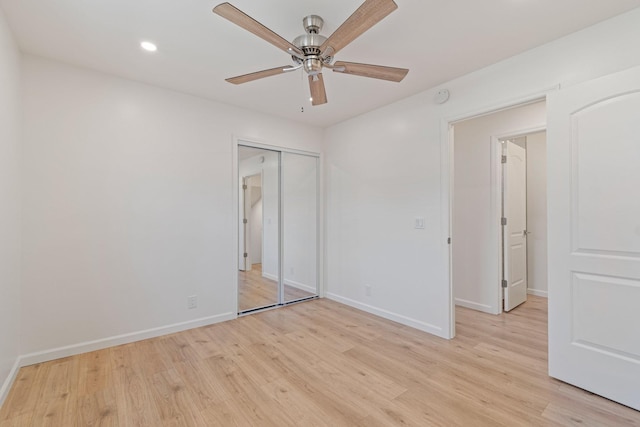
[
  {"x1": 503, "y1": 139, "x2": 528, "y2": 311},
  {"x1": 547, "y1": 65, "x2": 640, "y2": 410}
]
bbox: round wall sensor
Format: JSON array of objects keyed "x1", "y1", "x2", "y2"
[{"x1": 434, "y1": 89, "x2": 450, "y2": 104}]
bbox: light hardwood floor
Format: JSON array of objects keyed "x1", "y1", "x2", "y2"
[
  {"x1": 1, "y1": 296, "x2": 639, "y2": 426},
  {"x1": 238, "y1": 264, "x2": 315, "y2": 312}
]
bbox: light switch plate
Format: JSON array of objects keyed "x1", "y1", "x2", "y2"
[{"x1": 415, "y1": 217, "x2": 425, "y2": 229}]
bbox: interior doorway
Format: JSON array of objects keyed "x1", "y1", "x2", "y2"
[
  {"x1": 450, "y1": 100, "x2": 548, "y2": 323},
  {"x1": 237, "y1": 143, "x2": 320, "y2": 314}
]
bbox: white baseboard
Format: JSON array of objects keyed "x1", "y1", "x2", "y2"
[
  {"x1": 283, "y1": 279, "x2": 316, "y2": 294},
  {"x1": 528, "y1": 289, "x2": 548, "y2": 298},
  {"x1": 262, "y1": 272, "x2": 277, "y2": 281},
  {"x1": 455, "y1": 298, "x2": 498, "y2": 314},
  {"x1": 19, "y1": 312, "x2": 236, "y2": 367},
  {"x1": 260, "y1": 273, "x2": 317, "y2": 294},
  {"x1": 0, "y1": 357, "x2": 21, "y2": 407},
  {"x1": 326, "y1": 293, "x2": 445, "y2": 339}
]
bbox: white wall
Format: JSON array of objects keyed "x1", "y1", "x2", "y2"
[
  {"x1": 20, "y1": 55, "x2": 323, "y2": 358},
  {"x1": 324, "y1": 8, "x2": 640, "y2": 338},
  {"x1": 0, "y1": 6, "x2": 22, "y2": 403},
  {"x1": 526, "y1": 131, "x2": 548, "y2": 296},
  {"x1": 452, "y1": 102, "x2": 546, "y2": 314}
]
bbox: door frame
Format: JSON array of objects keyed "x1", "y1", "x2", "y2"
[
  {"x1": 233, "y1": 137, "x2": 323, "y2": 315},
  {"x1": 441, "y1": 87, "x2": 556, "y2": 338}
]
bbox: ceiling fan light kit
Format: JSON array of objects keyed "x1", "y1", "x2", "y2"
[{"x1": 212, "y1": 0, "x2": 409, "y2": 106}]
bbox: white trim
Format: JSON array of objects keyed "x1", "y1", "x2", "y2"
[
  {"x1": 262, "y1": 273, "x2": 316, "y2": 295},
  {"x1": 262, "y1": 271, "x2": 278, "y2": 282},
  {"x1": 0, "y1": 358, "x2": 21, "y2": 407},
  {"x1": 454, "y1": 298, "x2": 496, "y2": 314},
  {"x1": 278, "y1": 148, "x2": 284, "y2": 304},
  {"x1": 495, "y1": 126, "x2": 547, "y2": 141},
  {"x1": 19, "y1": 312, "x2": 236, "y2": 367},
  {"x1": 316, "y1": 155, "x2": 324, "y2": 298},
  {"x1": 284, "y1": 279, "x2": 317, "y2": 294},
  {"x1": 441, "y1": 120, "x2": 455, "y2": 339},
  {"x1": 235, "y1": 137, "x2": 321, "y2": 158},
  {"x1": 445, "y1": 85, "x2": 559, "y2": 125},
  {"x1": 492, "y1": 137, "x2": 505, "y2": 314},
  {"x1": 528, "y1": 288, "x2": 548, "y2": 298},
  {"x1": 232, "y1": 137, "x2": 240, "y2": 314},
  {"x1": 326, "y1": 293, "x2": 445, "y2": 338}
]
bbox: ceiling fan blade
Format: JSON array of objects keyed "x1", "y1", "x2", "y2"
[
  {"x1": 320, "y1": 0, "x2": 397, "y2": 57},
  {"x1": 213, "y1": 3, "x2": 303, "y2": 56},
  {"x1": 226, "y1": 66, "x2": 294, "y2": 84},
  {"x1": 333, "y1": 61, "x2": 408, "y2": 82},
  {"x1": 309, "y1": 74, "x2": 328, "y2": 106}
]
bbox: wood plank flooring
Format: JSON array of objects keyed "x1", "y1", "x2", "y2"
[
  {"x1": 2, "y1": 296, "x2": 639, "y2": 426},
  {"x1": 238, "y1": 264, "x2": 315, "y2": 312}
]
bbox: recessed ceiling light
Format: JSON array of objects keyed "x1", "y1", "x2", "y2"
[{"x1": 140, "y1": 41, "x2": 157, "y2": 52}]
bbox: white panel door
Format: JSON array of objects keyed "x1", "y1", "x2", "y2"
[
  {"x1": 547, "y1": 66, "x2": 640, "y2": 410},
  {"x1": 504, "y1": 139, "x2": 528, "y2": 311}
]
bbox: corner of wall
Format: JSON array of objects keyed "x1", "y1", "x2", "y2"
[
  {"x1": 0, "y1": 358, "x2": 21, "y2": 407},
  {"x1": 0, "y1": 3, "x2": 23, "y2": 410},
  {"x1": 325, "y1": 293, "x2": 448, "y2": 339}
]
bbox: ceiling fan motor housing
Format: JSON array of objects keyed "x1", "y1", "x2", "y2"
[
  {"x1": 293, "y1": 15, "x2": 331, "y2": 74},
  {"x1": 292, "y1": 33, "x2": 326, "y2": 56}
]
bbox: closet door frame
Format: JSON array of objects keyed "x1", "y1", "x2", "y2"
[{"x1": 233, "y1": 138, "x2": 322, "y2": 315}]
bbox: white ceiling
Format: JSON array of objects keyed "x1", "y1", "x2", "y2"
[{"x1": 2, "y1": 0, "x2": 639, "y2": 128}]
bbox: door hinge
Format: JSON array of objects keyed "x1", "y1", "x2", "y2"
[
  {"x1": 447, "y1": 237, "x2": 451, "y2": 244},
  {"x1": 242, "y1": 184, "x2": 247, "y2": 190},
  {"x1": 501, "y1": 217, "x2": 507, "y2": 226},
  {"x1": 243, "y1": 218, "x2": 248, "y2": 224},
  {"x1": 501, "y1": 155, "x2": 507, "y2": 164},
  {"x1": 243, "y1": 252, "x2": 248, "y2": 258},
  {"x1": 502, "y1": 279, "x2": 508, "y2": 288}
]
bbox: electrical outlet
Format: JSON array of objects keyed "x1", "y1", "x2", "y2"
[
  {"x1": 365, "y1": 284, "x2": 372, "y2": 297},
  {"x1": 187, "y1": 295, "x2": 197, "y2": 309}
]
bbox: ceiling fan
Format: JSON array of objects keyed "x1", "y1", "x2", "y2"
[{"x1": 212, "y1": 0, "x2": 409, "y2": 106}]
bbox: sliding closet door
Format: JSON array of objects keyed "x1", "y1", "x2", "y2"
[
  {"x1": 282, "y1": 152, "x2": 319, "y2": 303},
  {"x1": 237, "y1": 146, "x2": 280, "y2": 312}
]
